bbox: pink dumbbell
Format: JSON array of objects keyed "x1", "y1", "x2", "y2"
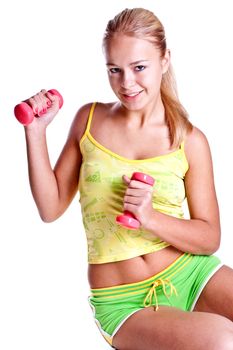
[
  {"x1": 14, "y1": 89, "x2": 63, "y2": 125},
  {"x1": 116, "y1": 172, "x2": 155, "y2": 229}
]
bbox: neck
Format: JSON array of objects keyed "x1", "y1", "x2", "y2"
[{"x1": 120, "y1": 94, "x2": 166, "y2": 128}]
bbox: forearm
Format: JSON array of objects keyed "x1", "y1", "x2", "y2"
[
  {"x1": 145, "y1": 210, "x2": 221, "y2": 255},
  {"x1": 25, "y1": 128, "x2": 60, "y2": 221}
]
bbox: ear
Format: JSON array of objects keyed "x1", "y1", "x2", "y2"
[{"x1": 161, "y1": 49, "x2": 170, "y2": 74}]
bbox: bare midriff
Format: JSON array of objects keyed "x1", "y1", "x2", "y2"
[{"x1": 88, "y1": 246, "x2": 183, "y2": 289}]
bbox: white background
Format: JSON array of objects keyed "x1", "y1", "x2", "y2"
[{"x1": 1, "y1": 0, "x2": 233, "y2": 349}]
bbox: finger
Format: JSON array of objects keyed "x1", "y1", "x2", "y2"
[
  {"x1": 35, "y1": 92, "x2": 48, "y2": 116},
  {"x1": 122, "y1": 175, "x2": 131, "y2": 185},
  {"x1": 28, "y1": 93, "x2": 44, "y2": 115},
  {"x1": 124, "y1": 195, "x2": 141, "y2": 205},
  {"x1": 123, "y1": 202, "x2": 139, "y2": 214},
  {"x1": 129, "y1": 180, "x2": 154, "y2": 190},
  {"x1": 41, "y1": 89, "x2": 52, "y2": 107},
  {"x1": 46, "y1": 92, "x2": 60, "y2": 111},
  {"x1": 46, "y1": 91, "x2": 59, "y2": 103},
  {"x1": 126, "y1": 185, "x2": 154, "y2": 197},
  {"x1": 28, "y1": 96, "x2": 39, "y2": 115},
  {"x1": 125, "y1": 188, "x2": 150, "y2": 197}
]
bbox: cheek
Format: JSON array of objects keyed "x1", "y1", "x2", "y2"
[
  {"x1": 146, "y1": 68, "x2": 163, "y2": 89},
  {"x1": 108, "y1": 80, "x2": 116, "y2": 92},
  {"x1": 142, "y1": 76, "x2": 161, "y2": 92},
  {"x1": 108, "y1": 76, "x2": 120, "y2": 91}
]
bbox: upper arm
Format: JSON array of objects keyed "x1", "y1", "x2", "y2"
[
  {"x1": 53, "y1": 103, "x2": 92, "y2": 213},
  {"x1": 184, "y1": 127, "x2": 220, "y2": 232}
]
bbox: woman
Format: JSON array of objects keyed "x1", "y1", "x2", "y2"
[{"x1": 23, "y1": 8, "x2": 233, "y2": 350}]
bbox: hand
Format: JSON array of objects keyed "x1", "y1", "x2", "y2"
[
  {"x1": 25, "y1": 89, "x2": 60, "y2": 129},
  {"x1": 122, "y1": 174, "x2": 154, "y2": 229}
]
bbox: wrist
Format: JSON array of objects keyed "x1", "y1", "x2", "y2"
[
  {"x1": 141, "y1": 207, "x2": 158, "y2": 232},
  {"x1": 24, "y1": 124, "x2": 47, "y2": 138}
]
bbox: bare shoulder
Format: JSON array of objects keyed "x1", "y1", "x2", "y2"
[
  {"x1": 68, "y1": 102, "x2": 114, "y2": 142},
  {"x1": 68, "y1": 102, "x2": 93, "y2": 141},
  {"x1": 184, "y1": 126, "x2": 212, "y2": 166},
  {"x1": 91, "y1": 102, "x2": 117, "y2": 121}
]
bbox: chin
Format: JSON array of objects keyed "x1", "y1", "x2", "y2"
[{"x1": 121, "y1": 100, "x2": 147, "y2": 111}]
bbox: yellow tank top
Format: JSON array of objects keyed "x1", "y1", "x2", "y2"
[{"x1": 79, "y1": 103, "x2": 189, "y2": 264}]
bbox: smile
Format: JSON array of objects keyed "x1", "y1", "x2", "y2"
[{"x1": 122, "y1": 90, "x2": 144, "y2": 98}]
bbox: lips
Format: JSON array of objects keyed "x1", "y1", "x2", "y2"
[{"x1": 121, "y1": 90, "x2": 144, "y2": 98}]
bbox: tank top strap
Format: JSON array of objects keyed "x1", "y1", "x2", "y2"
[
  {"x1": 180, "y1": 140, "x2": 185, "y2": 151},
  {"x1": 179, "y1": 140, "x2": 189, "y2": 172},
  {"x1": 80, "y1": 102, "x2": 97, "y2": 144},
  {"x1": 85, "y1": 102, "x2": 97, "y2": 134}
]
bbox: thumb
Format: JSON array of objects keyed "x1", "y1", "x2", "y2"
[
  {"x1": 46, "y1": 91, "x2": 60, "y2": 108},
  {"x1": 122, "y1": 175, "x2": 131, "y2": 185}
]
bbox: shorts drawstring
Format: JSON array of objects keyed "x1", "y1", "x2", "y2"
[{"x1": 143, "y1": 279, "x2": 178, "y2": 311}]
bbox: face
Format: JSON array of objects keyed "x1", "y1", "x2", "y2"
[{"x1": 104, "y1": 34, "x2": 170, "y2": 111}]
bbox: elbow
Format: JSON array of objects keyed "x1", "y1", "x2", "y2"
[
  {"x1": 210, "y1": 226, "x2": 221, "y2": 254},
  {"x1": 40, "y1": 214, "x2": 57, "y2": 223},
  {"x1": 203, "y1": 242, "x2": 220, "y2": 256},
  {"x1": 202, "y1": 228, "x2": 221, "y2": 255},
  {"x1": 188, "y1": 223, "x2": 221, "y2": 256},
  {"x1": 209, "y1": 237, "x2": 221, "y2": 255},
  {"x1": 40, "y1": 216, "x2": 57, "y2": 223},
  {"x1": 37, "y1": 201, "x2": 68, "y2": 223},
  {"x1": 39, "y1": 209, "x2": 62, "y2": 223}
]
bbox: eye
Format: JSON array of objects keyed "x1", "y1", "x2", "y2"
[
  {"x1": 109, "y1": 67, "x2": 121, "y2": 74},
  {"x1": 135, "y1": 65, "x2": 146, "y2": 72}
]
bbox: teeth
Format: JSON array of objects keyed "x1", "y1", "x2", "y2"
[{"x1": 126, "y1": 92, "x2": 139, "y2": 96}]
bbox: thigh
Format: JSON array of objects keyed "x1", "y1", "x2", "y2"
[
  {"x1": 194, "y1": 264, "x2": 233, "y2": 320},
  {"x1": 112, "y1": 306, "x2": 233, "y2": 350}
]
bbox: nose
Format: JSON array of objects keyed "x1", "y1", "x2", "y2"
[{"x1": 121, "y1": 70, "x2": 136, "y2": 89}]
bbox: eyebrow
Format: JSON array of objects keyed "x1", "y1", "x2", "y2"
[{"x1": 106, "y1": 60, "x2": 149, "y2": 66}]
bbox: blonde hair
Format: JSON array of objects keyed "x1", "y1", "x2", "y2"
[{"x1": 103, "y1": 8, "x2": 193, "y2": 147}]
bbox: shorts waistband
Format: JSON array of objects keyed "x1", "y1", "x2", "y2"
[{"x1": 91, "y1": 253, "x2": 193, "y2": 298}]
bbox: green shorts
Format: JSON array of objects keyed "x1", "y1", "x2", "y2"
[{"x1": 88, "y1": 253, "x2": 222, "y2": 347}]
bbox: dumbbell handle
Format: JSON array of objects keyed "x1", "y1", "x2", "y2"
[
  {"x1": 116, "y1": 172, "x2": 155, "y2": 229},
  {"x1": 14, "y1": 89, "x2": 63, "y2": 125}
]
